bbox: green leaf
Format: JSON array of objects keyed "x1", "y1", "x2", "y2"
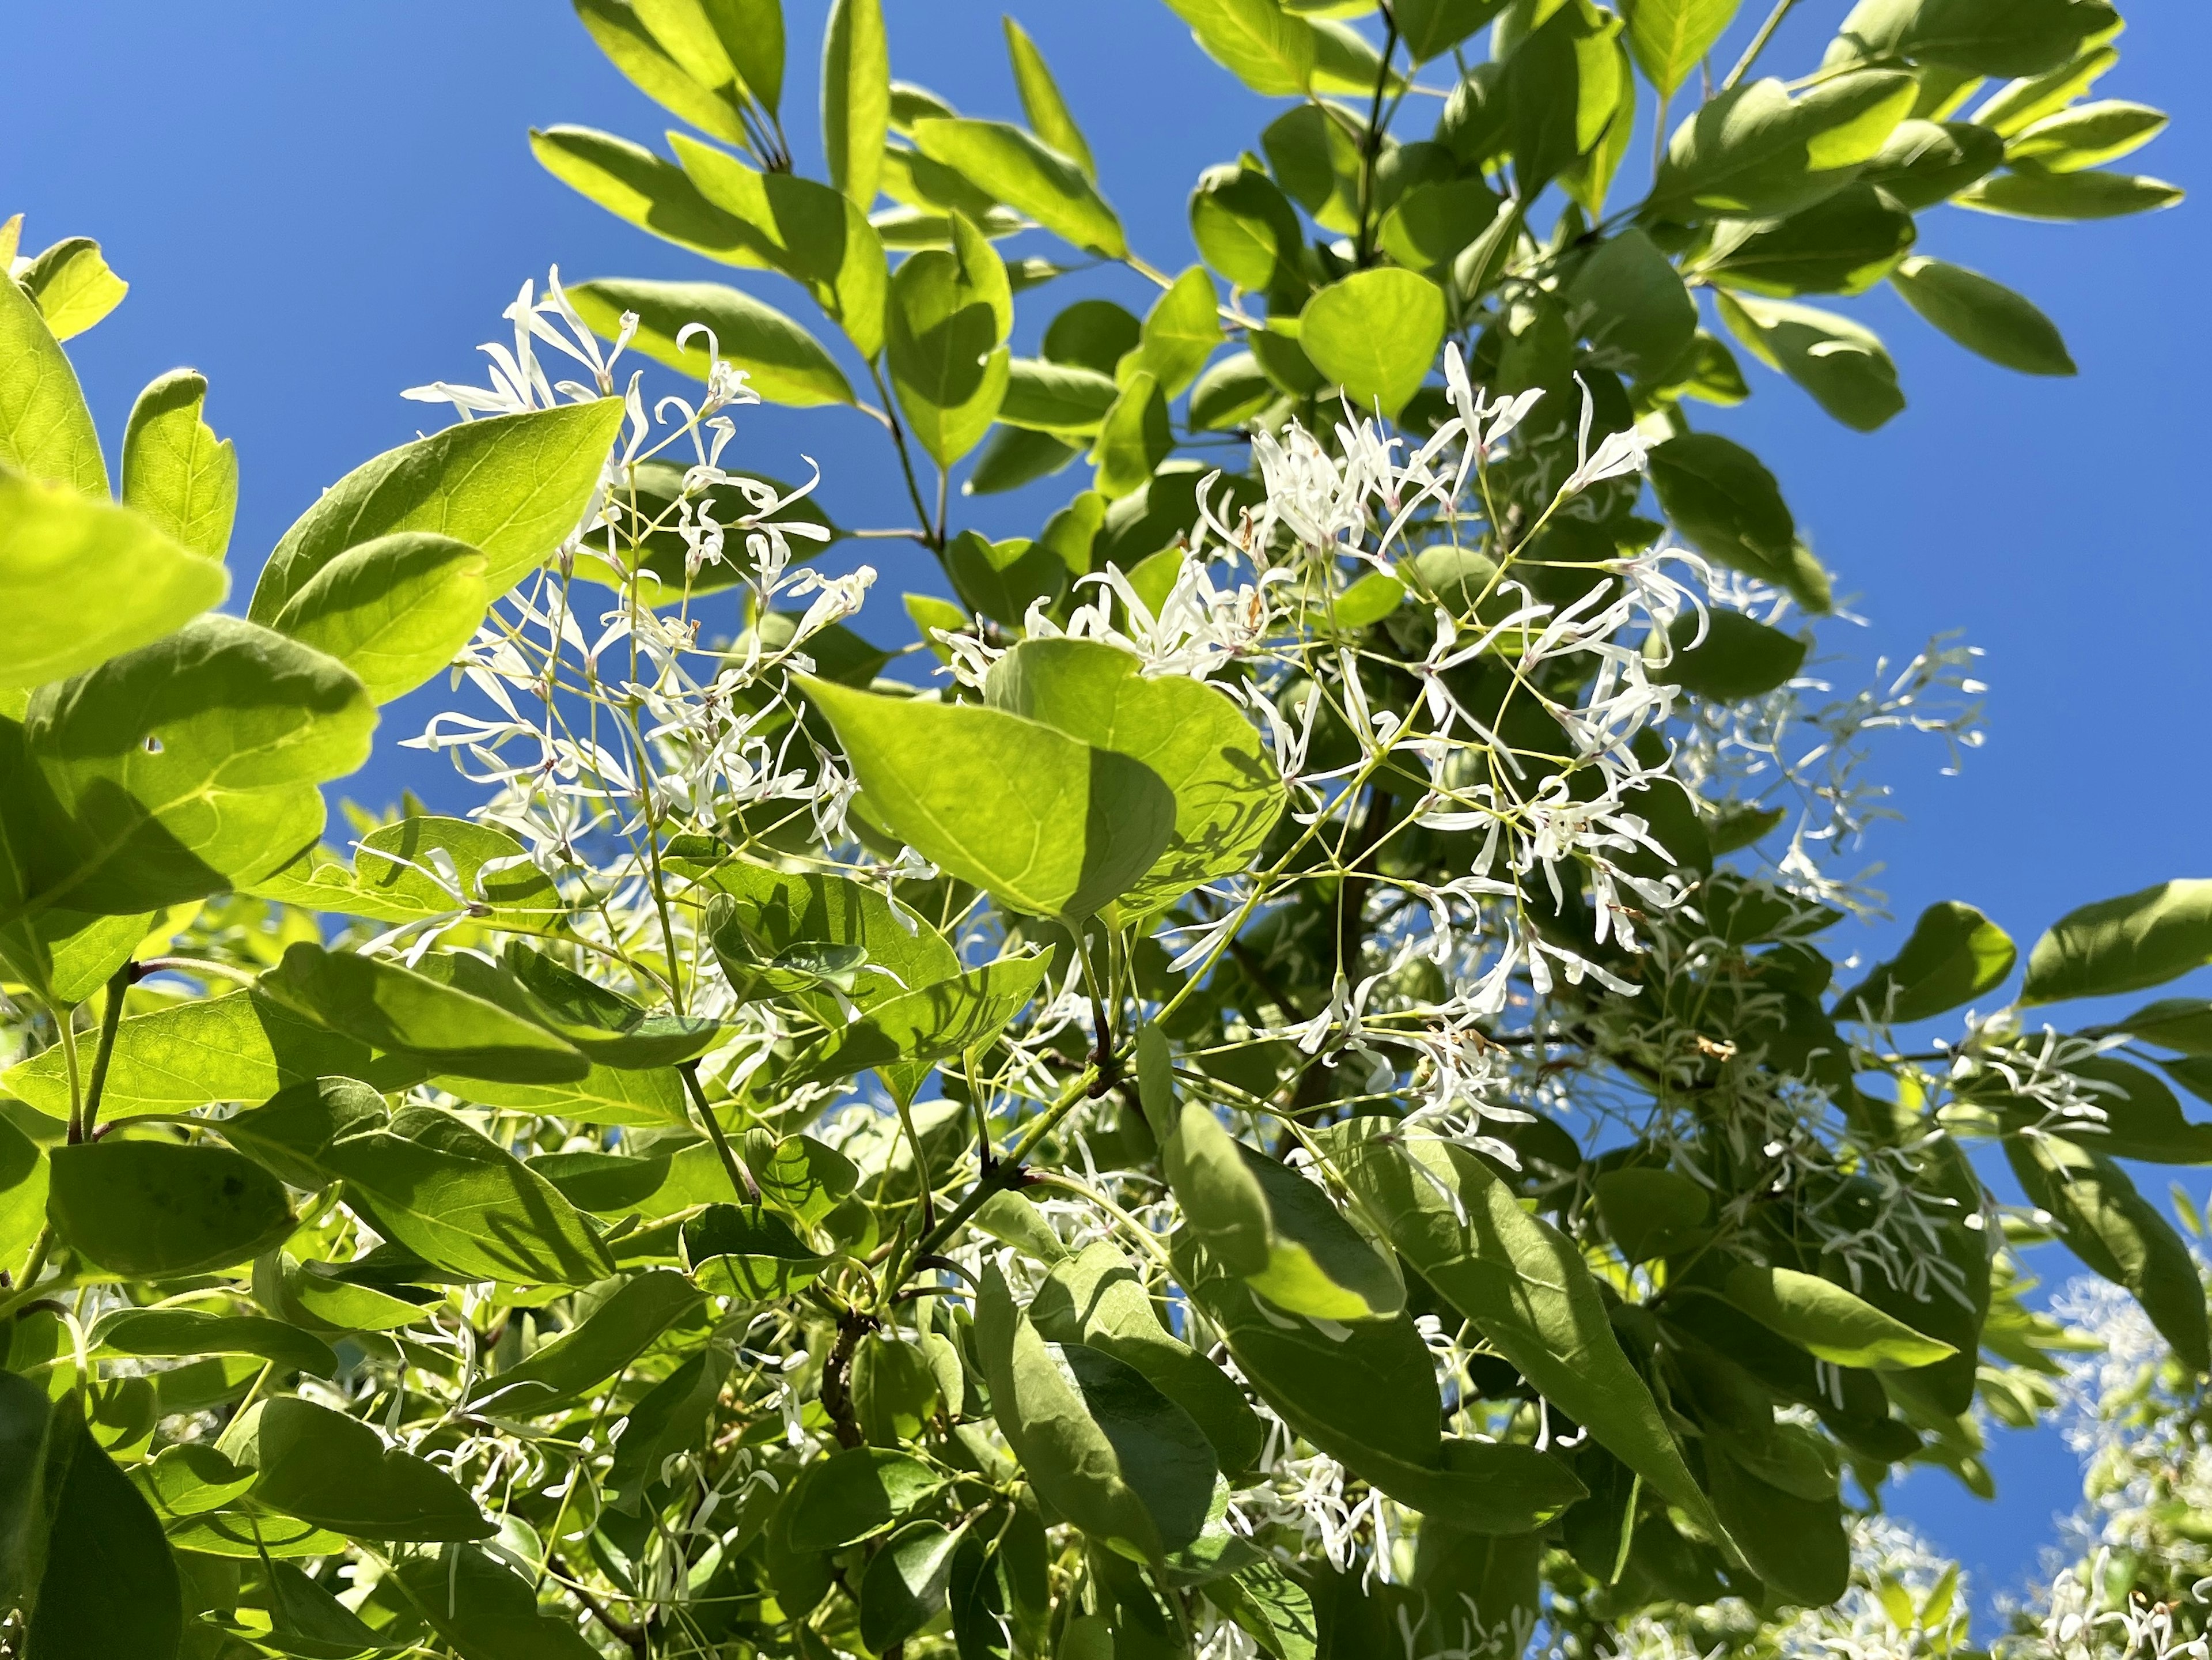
[
  {"x1": 1717, "y1": 293, "x2": 1906, "y2": 432},
  {"x1": 226, "y1": 1395, "x2": 494, "y2": 1542},
  {"x1": 946, "y1": 530, "x2": 1069, "y2": 623},
  {"x1": 1829, "y1": 0, "x2": 2120, "y2": 78},
  {"x1": 978, "y1": 1265, "x2": 1218, "y2": 1563},
  {"x1": 885, "y1": 215, "x2": 1014, "y2": 466},
  {"x1": 789, "y1": 951, "x2": 1049, "y2": 1093},
  {"x1": 1506, "y1": 0, "x2": 1626, "y2": 192},
  {"x1": 17, "y1": 236, "x2": 128, "y2": 342},
  {"x1": 1835, "y1": 901, "x2": 2016, "y2": 1023},
  {"x1": 94, "y1": 1310, "x2": 337, "y2": 1379},
  {"x1": 120, "y1": 369, "x2": 238, "y2": 562},
  {"x1": 0, "y1": 1118, "x2": 47, "y2": 1272},
  {"x1": 802, "y1": 676, "x2": 1175, "y2": 922},
  {"x1": 912, "y1": 119, "x2": 1126, "y2": 259},
  {"x1": 3, "y1": 617, "x2": 375, "y2": 923},
  {"x1": 1706, "y1": 184, "x2": 1917, "y2": 296},
  {"x1": 1972, "y1": 37, "x2": 2121, "y2": 134},
  {"x1": 703, "y1": 860, "x2": 960, "y2": 1011},
  {"x1": 1705, "y1": 1445, "x2": 1850, "y2": 1607},
  {"x1": 1889, "y1": 255, "x2": 2077, "y2": 375},
  {"x1": 1189, "y1": 352, "x2": 1279, "y2": 430},
  {"x1": 1170, "y1": 1228, "x2": 1584, "y2": 1532},
  {"x1": 1650, "y1": 607, "x2": 1806, "y2": 701},
  {"x1": 1377, "y1": 179, "x2": 1507, "y2": 277},
  {"x1": 682, "y1": 1204, "x2": 834, "y2": 1298},
  {"x1": 2, "y1": 990, "x2": 411, "y2": 1122},
  {"x1": 391, "y1": 1545, "x2": 600, "y2": 1660},
  {"x1": 2007, "y1": 1133, "x2": 2209, "y2": 1373},
  {"x1": 263, "y1": 943, "x2": 589, "y2": 1085},
  {"x1": 824, "y1": 0, "x2": 891, "y2": 207},
  {"x1": 1647, "y1": 434, "x2": 1827, "y2": 607},
  {"x1": 861, "y1": 1520, "x2": 965, "y2": 1653},
  {"x1": 1592, "y1": 1166, "x2": 1713, "y2": 1261},
  {"x1": 605, "y1": 1344, "x2": 732, "y2": 1509},
  {"x1": 22, "y1": 1398, "x2": 183, "y2": 1658},
  {"x1": 985, "y1": 640, "x2": 1284, "y2": 918},
  {"x1": 1321, "y1": 1118, "x2": 1723, "y2": 1539},
  {"x1": 1650, "y1": 71, "x2": 1917, "y2": 220},
  {"x1": 1721, "y1": 1264, "x2": 1958, "y2": 1370},
  {"x1": 1135, "y1": 266, "x2": 1225, "y2": 397},
  {"x1": 270, "y1": 531, "x2": 489, "y2": 705},
  {"x1": 316, "y1": 1103, "x2": 618, "y2": 1287},
  {"x1": 1626, "y1": 0, "x2": 1741, "y2": 96},
  {"x1": 0, "y1": 472, "x2": 228, "y2": 693},
  {"x1": 1031, "y1": 1240, "x2": 1267, "y2": 1475},
  {"x1": 568, "y1": 275, "x2": 855, "y2": 409},
  {"x1": 1189, "y1": 162, "x2": 1304, "y2": 291},
  {"x1": 256, "y1": 813, "x2": 565, "y2": 931},
  {"x1": 2109, "y1": 1000, "x2": 2212, "y2": 1058},
  {"x1": 1957, "y1": 165, "x2": 2184, "y2": 219},
  {"x1": 48, "y1": 1140, "x2": 294, "y2": 1277},
  {"x1": 497, "y1": 944, "x2": 722, "y2": 1068},
  {"x1": 785, "y1": 1446, "x2": 942, "y2": 1551},
  {"x1": 1004, "y1": 17, "x2": 1094, "y2": 175},
  {"x1": 1142, "y1": 1030, "x2": 1402, "y2": 1321},
  {"x1": 2022, "y1": 880, "x2": 2212, "y2": 1004},
  {"x1": 2052, "y1": 1056, "x2": 2212, "y2": 1164},
  {"x1": 528, "y1": 124, "x2": 762, "y2": 263},
  {"x1": 1161, "y1": 0, "x2": 1317, "y2": 96},
  {"x1": 707, "y1": 0, "x2": 785, "y2": 114},
  {"x1": 666, "y1": 135, "x2": 889, "y2": 356},
  {"x1": 1298, "y1": 269, "x2": 1445, "y2": 418},
  {"x1": 252, "y1": 1557, "x2": 397, "y2": 1658},
  {"x1": 574, "y1": 0, "x2": 753, "y2": 148},
  {"x1": 1567, "y1": 229, "x2": 1697, "y2": 382},
  {"x1": 2008, "y1": 99, "x2": 2166, "y2": 172},
  {"x1": 221, "y1": 1075, "x2": 391, "y2": 1191},
  {"x1": 1396, "y1": 0, "x2": 1508, "y2": 62},
  {"x1": 0, "y1": 265, "x2": 106, "y2": 496},
  {"x1": 1090, "y1": 370, "x2": 1173, "y2": 500},
  {"x1": 249, "y1": 398, "x2": 624, "y2": 622},
  {"x1": 531, "y1": 1143, "x2": 737, "y2": 1216},
  {"x1": 1000, "y1": 358, "x2": 1123, "y2": 434},
  {"x1": 1862, "y1": 118, "x2": 2006, "y2": 208}
]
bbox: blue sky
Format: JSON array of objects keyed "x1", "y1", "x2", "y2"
[{"x1": 13, "y1": 0, "x2": 2207, "y2": 1616}]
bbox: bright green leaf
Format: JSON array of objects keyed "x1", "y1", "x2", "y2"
[
  {"x1": 120, "y1": 369, "x2": 239, "y2": 562},
  {"x1": 0, "y1": 472, "x2": 228, "y2": 693},
  {"x1": 251, "y1": 399, "x2": 624, "y2": 621},
  {"x1": 1721, "y1": 1264, "x2": 1959, "y2": 1370},
  {"x1": 803, "y1": 675, "x2": 1175, "y2": 922},
  {"x1": 0, "y1": 265, "x2": 106, "y2": 496},
  {"x1": 1299, "y1": 269, "x2": 1445, "y2": 418},
  {"x1": 270, "y1": 531, "x2": 489, "y2": 705},
  {"x1": 985, "y1": 639, "x2": 1284, "y2": 917},
  {"x1": 569, "y1": 276, "x2": 857, "y2": 409},
  {"x1": 823, "y1": 0, "x2": 891, "y2": 207}
]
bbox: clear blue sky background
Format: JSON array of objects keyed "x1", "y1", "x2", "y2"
[{"x1": 13, "y1": 0, "x2": 2207, "y2": 1620}]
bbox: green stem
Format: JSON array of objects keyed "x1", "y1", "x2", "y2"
[
  {"x1": 56, "y1": 1007, "x2": 84, "y2": 1145},
  {"x1": 1353, "y1": 12, "x2": 1403, "y2": 267},
  {"x1": 865, "y1": 358, "x2": 941, "y2": 551},
  {"x1": 77, "y1": 961, "x2": 134, "y2": 1144},
  {"x1": 680, "y1": 1062, "x2": 760, "y2": 1204},
  {"x1": 0, "y1": 1227, "x2": 54, "y2": 1314},
  {"x1": 1722, "y1": 0, "x2": 1801, "y2": 92}
]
